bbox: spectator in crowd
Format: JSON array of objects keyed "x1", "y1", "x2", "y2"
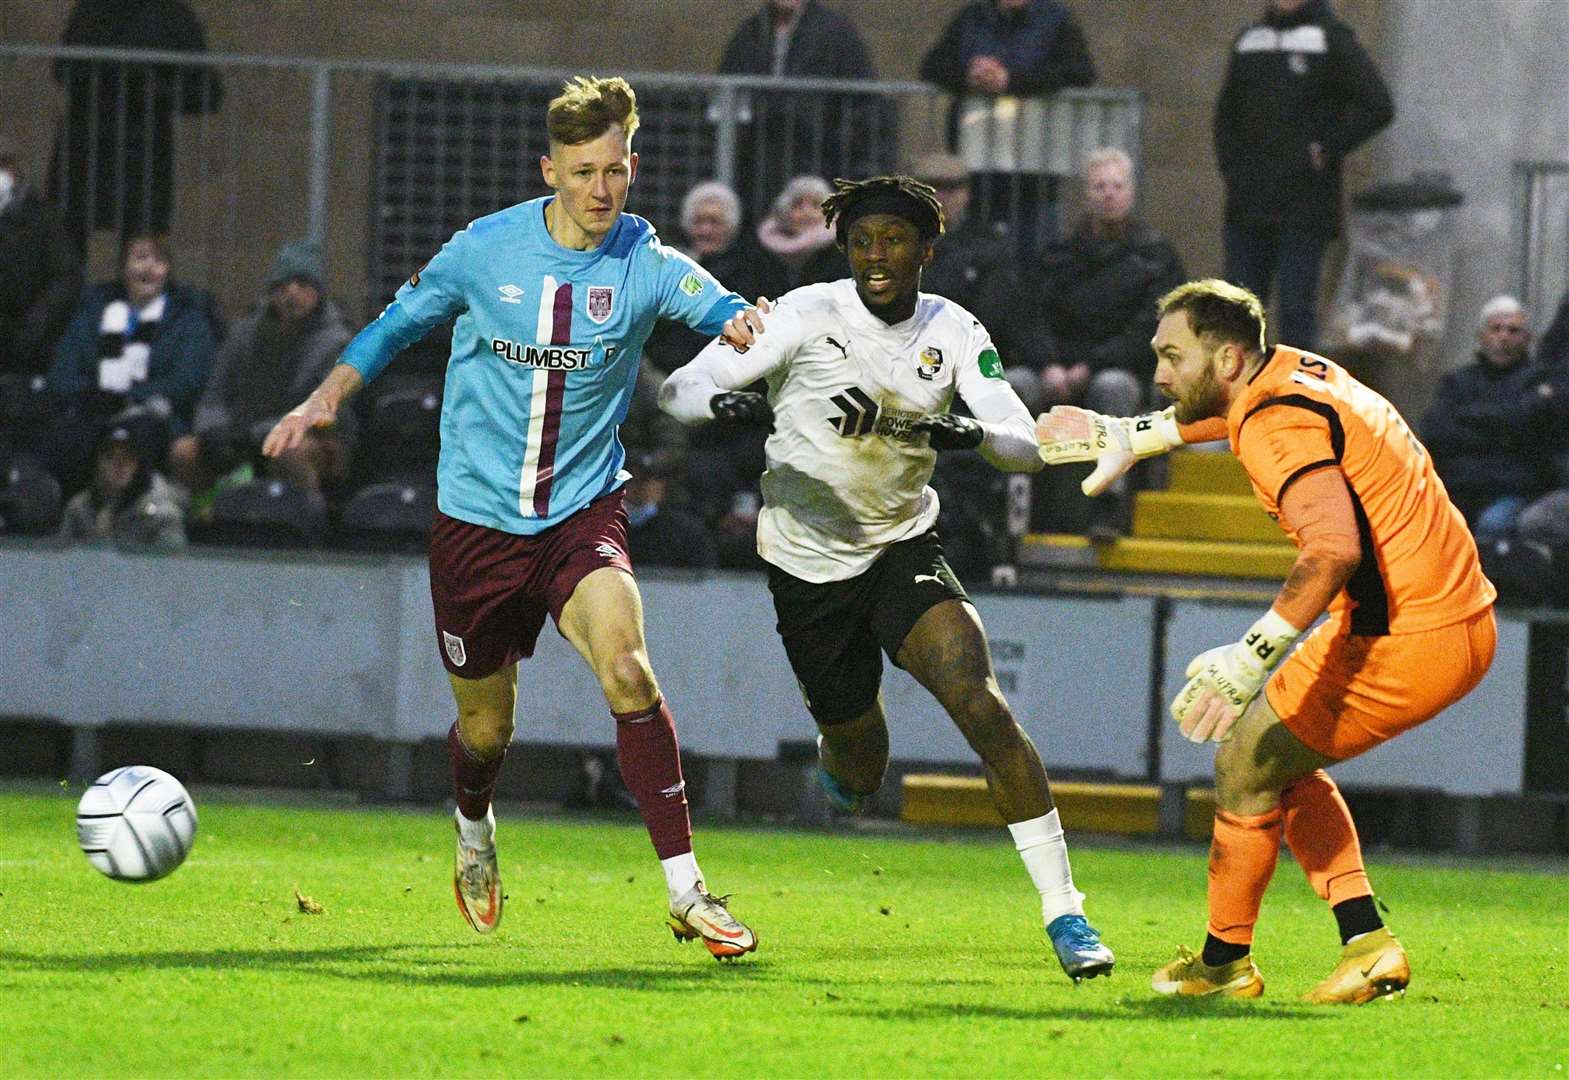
[
  {"x1": 909, "y1": 152, "x2": 1049, "y2": 377},
  {"x1": 58, "y1": 413, "x2": 185, "y2": 550},
  {"x1": 717, "y1": 0, "x2": 886, "y2": 215},
  {"x1": 644, "y1": 180, "x2": 788, "y2": 376},
  {"x1": 1214, "y1": 0, "x2": 1393, "y2": 350},
  {"x1": 756, "y1": 175, "x2": 841, "y2": 289},
  {"x1": 623, "y1": 451, "x2": 718, "y2": 570},
  {"x1": 0, "y1": 135, "x2": 82, "y2": 384},
  {"x1": 168, "y1": 239, "x2": 352, "y2": 514},
  {"x1": 1024, "y1": 149, "x2": 1185, "y2": 537},
  {"x1": 1032, "y1": 148, "x2": 1186, "y2": 413},
  {"x1": 640, "y1": 181, "x2": 775, "y2": 526},
  {"x1": 44, "y1": 231, "x2": 217, "y2": 493},
  {"x1": 51, "y1": 0, "x2": 224, "y2": 254},
  {"x1": 1422, "y1": 296, "x2": 1557, "y2": 544},
  {"x1": 920, "y1": 0, "x2": 1096, "y2": 258}
]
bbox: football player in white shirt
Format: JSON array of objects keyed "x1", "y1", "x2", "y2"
[{"x1": 661, "y1": 176, "x2": 1115, "y2": 981}]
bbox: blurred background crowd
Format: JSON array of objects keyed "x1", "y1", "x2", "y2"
[{"x1": 3, "y1": 0, "x2": 1569, "y2": 600}]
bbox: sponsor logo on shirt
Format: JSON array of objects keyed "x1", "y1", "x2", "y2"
[
  {"x1": 826, "y1": 386, "x2": 921, "y2": 443},
  {"x1": 977, "y1": 347, "x2": 1005, "y2": 379},
  {"x1": 491, "y1": 337, "x2": 595, "y2": 369},
  {"x1": 679, "y1": 273, "x2": 706, "y2": 297}
]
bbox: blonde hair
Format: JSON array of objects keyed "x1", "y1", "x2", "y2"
[
  {"x1": 546, "y1": 76, "x2": 639, "y2": 147},
  {"x1": 1084, "y1": 147, "x2": 1133, "y2": 178}
]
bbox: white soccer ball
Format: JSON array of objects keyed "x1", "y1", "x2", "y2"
[{"x1": 76, "y1": 765, "x2": 198, "y2": 882}]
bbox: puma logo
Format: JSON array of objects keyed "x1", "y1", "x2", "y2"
[
  {"x1": 825, "y1": 335, "x2": 849, "y2": 358},
  {"x1": 914, "y1": 573, "x2": 943, "y2": 586}
]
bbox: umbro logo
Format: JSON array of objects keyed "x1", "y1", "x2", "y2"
[
  {"x1": 595, "y1": 542, "x2": 620, "y2": 558},
  {"x1": 498, "y1": 284, "x2": 524, "y2": 304}
]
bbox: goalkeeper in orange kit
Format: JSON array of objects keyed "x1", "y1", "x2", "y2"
[{"x1": 1037, "y1": 279, "x2": 1496, "y2": 1004}]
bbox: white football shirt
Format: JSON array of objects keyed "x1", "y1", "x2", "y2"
[{"x1": 662, "y1": 279, "x2": 1039, "y2": 582}]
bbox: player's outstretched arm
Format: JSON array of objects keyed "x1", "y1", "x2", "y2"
[
  {"x1": 262, "y1": 363, "x2": 363, "y2": 458},
  {"x1": 1036, "y1": 405, "x2": 1195, "y2": 495},
  {"x1": 1170, "y1": 468, "x2": 1361, "y2": 742},
  {"x1": 660, "y1": 302, "x2": 791, "y2": 426},
  {"x1": 948, "y1": 359, "x2": 1045, "y2": 472}
]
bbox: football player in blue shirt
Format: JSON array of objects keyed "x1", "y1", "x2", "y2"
[{"x1": 264, "y1": 76, "x2": 762, "y2": 959}]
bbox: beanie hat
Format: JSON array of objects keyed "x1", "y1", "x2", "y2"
[{"x1": 266, "y1": 239, "x2": 325, "y2": 288}]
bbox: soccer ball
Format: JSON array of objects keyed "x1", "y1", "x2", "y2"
[{"x1": 76, "y1": 765, "x2": 198, "y2": 882}]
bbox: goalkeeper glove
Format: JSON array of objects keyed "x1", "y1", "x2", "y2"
[
  {"x1": 710, "y1": 390, "x2": 775, "y2": 431},
  {"x1": 1170, "y1": 609, "x2": 1302, "y2": 743},
  {"x1": 912, "y1": 413, "x2": 984, "y2": 451},
  {"x1": 1036, "y1": 405, "x2": 1184, "y2": 496}
]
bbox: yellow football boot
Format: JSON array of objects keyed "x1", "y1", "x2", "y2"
[
  {"x1": 1303, "y1": 927, "x2": 1410, "y2": 1004},
  {"x1": 1151, "y1": 945, "x2": 1265, "y2": 998}
]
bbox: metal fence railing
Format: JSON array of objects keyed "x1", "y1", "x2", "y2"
[
  {"x1": 0, "y1": 44, "x2": 1142, "y2": 323},
  {"x1": 1513, "y1": 161, "x2": 1569, "y2": 324}
]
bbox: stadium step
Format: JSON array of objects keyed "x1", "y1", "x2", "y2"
[
  {"x1": 1132, "y1": 491, "x2": 1284, "y2": 544},
  {"x1": 900, "y1": 775, "x2": 1216, "y2": 840},
  {"x1": 1167, "y1": 449, "x2": 1253, "y2": 496},
  {"x1": 1018, "y1": 534, "x2": 1297, "y2": 579}
]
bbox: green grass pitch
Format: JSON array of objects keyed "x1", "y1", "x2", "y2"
[{"x1": 2, "y1": 784, "x2": 1565, "y2": 1077}]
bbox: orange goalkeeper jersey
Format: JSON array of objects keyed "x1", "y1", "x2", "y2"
[{"x1": 1220, "y1": 346, "x2": 1495, "y2": 635}]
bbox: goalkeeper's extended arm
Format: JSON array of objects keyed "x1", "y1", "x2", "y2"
[{"x1": 1035, "y1": 405, "x2": 1186, "y2": 495}]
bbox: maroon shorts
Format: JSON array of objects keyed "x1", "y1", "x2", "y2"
[{"x1": 428, "y1": 491, "x2": 632, "y2": 678}]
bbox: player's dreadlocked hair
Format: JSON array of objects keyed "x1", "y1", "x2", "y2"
[{"x1": 821, "y1": 175, "x2": 945, "y2": 248}]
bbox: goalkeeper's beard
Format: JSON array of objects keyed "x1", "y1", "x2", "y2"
[{"x1": 1168, "y1": 364, "x2": 1227, "y2": 424}]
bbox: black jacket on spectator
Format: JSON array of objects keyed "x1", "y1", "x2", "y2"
[
  {"x1": 920, "y1": 0, "x2": 1095, "y2": 150},
  {"x1": 923, "y1": 216, "x2": 1051, "y2": 373},
  {"x1": 718, "y1": 1, "x2": 886, "y2": 214},
  {"x1": 920, "y1": 0, "x2": 1095, "y2": 97},
  {"x1": 644, "y1": 235, "x2": 790, "y2": 376},
  {"x1": 50, "y1": 0, "x2": 223, "y2": 246},
  {"x1": 0, "y1": 188, "x2": 81, "y2": 378},
  {"x1": 1422, "y1": 355, "x2": 1557, "y2": 517},
  {"x1": 1038, "y1": 216, "x2": 1186, "y2": 383},
  {"x1": 1213, "y1": 0, "x2": 1392, "y2": 237},
  {"x1": 628, "y1": 506, "x2": 718, "y2": 570}
]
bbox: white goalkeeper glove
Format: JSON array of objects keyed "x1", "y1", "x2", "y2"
[
  {"x1": 1035, "y1": 405, "x2": 1185, "y2": 496},
  {"x1": 1171, "y1": 609, "x2": 1302, "y2": 743}
]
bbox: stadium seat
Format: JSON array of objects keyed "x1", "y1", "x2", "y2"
[
  {"x1": 334, "y1": 480, "x2": 436, "y2": 555},
  {"x1": 193, "y1": 478, "x2": 327, "y2": 550},
  {"x1": 0, "y1": 452, "x2": 64, "y2": 536},
  {"x1": 356, "y1": 373, "x2": 443, "y2": 482}
]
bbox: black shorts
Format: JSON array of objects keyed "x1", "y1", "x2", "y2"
[{"x1": 766, "y1": 530, "x2": 968, "y2": 725}]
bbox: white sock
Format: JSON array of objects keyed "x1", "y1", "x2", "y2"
[
  {"x1": 660, "y1": 851, "x2": 703, "y2": 904},
  {"x1": 455, "y1": 805, "x2": 495, "y2": 848},
  {"x1": 1008, "y1": 808, "x2": 1085, "y2": 923}
]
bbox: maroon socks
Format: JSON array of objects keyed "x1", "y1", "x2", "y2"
[
  {"x1": 612, "y1": 697, "x2": 694, "y2": 859},
  {"x1": 448, "y1": 722, "x2": 505, "y2": 822}
]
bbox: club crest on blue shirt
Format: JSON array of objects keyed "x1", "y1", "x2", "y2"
[
  {"x1": 587, "y1": 286, "x2": 615, "y2": 324},
  {"x1": 916, "y1": 345, "x2": 944, "y2": 381}
]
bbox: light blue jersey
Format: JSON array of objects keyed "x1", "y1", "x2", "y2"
[{"x1": 341, "y1": 197, "x2": 746, "y2": 534}]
